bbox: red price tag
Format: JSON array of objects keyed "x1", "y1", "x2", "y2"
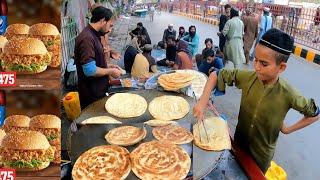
[
  {"x1": 0, "y1": 169, "x2": 15, "y2": 180},
  {"x1": 0, "y1": 72, "x2": 16, "y2": 87}
]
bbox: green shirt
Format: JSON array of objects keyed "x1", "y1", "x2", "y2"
[{"x1": 217, "y1": 69, "x2": 318, "y2": 172}]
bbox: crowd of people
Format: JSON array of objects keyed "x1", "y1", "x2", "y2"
[{"x1": 122, "y1": 4, "x2": 276, "y2": 81}]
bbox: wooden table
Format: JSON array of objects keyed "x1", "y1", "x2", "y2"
[
  {"x1": 16, "y1": 165, "x2": 60, "y2": 180},
  {"x1": 5, "y1": 67, "x2": 60, "y2": 90}
]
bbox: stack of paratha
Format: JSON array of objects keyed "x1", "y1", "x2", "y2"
[
  {"x1": 148, "y1": 95, "x2": 190, "y2": 121},
  {"x1": 130, "y1": 140, "x2": 191, "y2": 180},
  {"x1": 193, "y1": 116, "x2": 231, "y2": 151},
  {"x1": 105, "y1": 93, "x2": 147, "y2": 118},
  {"x1": 158, "y1": 72, "x2": 194, "y2": 91},
  {"x1": 105, "y1": 126, "x2": 147, "y2": 146},
  {"x1": 152, "y1": 124, "x2": 193, "y2": 144},
  {"x1": 72, "y1": 145, "x2": 131, "y2": 180},
  {"x1": 176, "y1": 70, "x2": 207, "y2": 99}
]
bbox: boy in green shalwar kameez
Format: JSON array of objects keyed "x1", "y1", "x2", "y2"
[{"x1": 193, "y1": 28, "x2": 319, "y2": 172}]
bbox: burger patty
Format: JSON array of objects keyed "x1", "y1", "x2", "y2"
[
  {"x1": 29, "y1": 35, "x2": 60, "y2": 49},
  {"x1": 1, "y1": 53, "x2": 51, "y2": 65},
  {"x1": 30, "y1": 128, "x2": 60, "y2": 143},
  {"x1": 0, "y1": 146, "x2": 54, "y2": 162},
  {"x1": 3, "y1": 126, "x2": 29, "y2": 133}
]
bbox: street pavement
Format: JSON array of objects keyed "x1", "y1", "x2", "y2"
[{"x1": 113, "y1": 12, "x2": 320, "y2": 179}]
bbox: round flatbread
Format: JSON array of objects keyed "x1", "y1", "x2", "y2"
[
  {"x1": 193, "y1": 117, "x2": 231, "y2": 151},
  {"x1": 72, "y1": 145, "x2": 131, "y2": 180},
  {"x1": 105, "y1": 93, "x2": 147, "y2": 118},
  {"x1": 81, "y1": 116, "x2": 121, "y2": 125},
  {"x1": 152, "y1": 124, "x2": 193, "y2": 144},
  {"x1": 144, "y1": 119, "x2": 178, "y2": 127},
  {"x1": 130, "y1": 140, "x2": 191, "y2": 180},
  {"x1": 148, "y1": 95, "x2": 190, "y2": 120},
  {"x1": 105, "y1": 126, "x2": 147, "y2": 146}
]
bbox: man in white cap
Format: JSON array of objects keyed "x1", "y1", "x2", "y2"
[{"x1": 157, "y1": 24, "x2": 176, "y2": 49}]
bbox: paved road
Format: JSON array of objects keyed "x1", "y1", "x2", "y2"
[{"x1": 129, "y1": 12, "x2": 320, "y2": 179}]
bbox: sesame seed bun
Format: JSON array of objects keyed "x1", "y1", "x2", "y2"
[
  {"x1": 0, "y1": 36, "x2": 8, "y2": 49},
  {"x1": 5, "y1": 24, "x2": 30, "y2": 36},
  {"x1": 4, "y1": 115, "x2": 30, "y2": 128},
  {"x1": 3, "y1": 38, "x2": 48, "y2": 55},
  {"x1": 29, "y1": 23, "x2": 59, "y2": 36},
  {"x1": 1, "y1": 130, "x2": 50, "y2": 150},
  {"x1": 30, "y1": 115, "x2": 61, "y2": 129}
]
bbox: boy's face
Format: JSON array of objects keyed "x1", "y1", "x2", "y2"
[{"x1": 254, "y1": 44, "x2": 287, "y2": 84}]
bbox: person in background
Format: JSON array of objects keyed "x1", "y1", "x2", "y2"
[
  {"x1": 130, "y1": 22, "x2": 151, "y2": 44},
  {"x1": 194, "y1": 28, "x2": 320, "y2": 173},
  {"x1": 242, "y1": 8, "x2": 258, "y2": 64},
  {"x1": 124, "y1": 35, "x2": 146, "y2": 73},
  {"x1": 177, "y1": 26, "x2": 188, "y2": 40},
  {"x1": 218, "y1": 4, "x2": 231, "y2": 52},
  {"x1": 158, "y1": 24, "x2": 176, "y2": 49},
  {"x1": 195, "y1": 38, "x2": 214, "y2": 68},
  {"x1": 251, "y1": 7, "x2": 272, "y2": 60},
  {"x1": 197, "y1": 49, "x2": 224, "y2": 76},
  {"x1": 157, "y1": 35, "x2": 177, "y2": 67},
  {"x1": 172, "y1": 40, "x2": 193, "y2": 70},
  {"x1": 221, "y1": 8, "x2": 245, "y2": 68},
  {"x1": 131, "y1": 44, "x2": 157, "y2": 80},
  {"x1": 74, "y1": 7, "x2": 122, "y2": 109},
  {"x1": 182, "y1": 25, "x2": 199, "y2": 57},
  {"x1": 149, "y1": 5, "x2": 155, "y2": 22}
]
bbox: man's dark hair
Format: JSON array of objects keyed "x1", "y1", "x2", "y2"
[
  {"x1": 137, "y1": 22, "x2": 143, "y2": 27},
  {"x1": 166, "y1": 35, "x2": 176, "y2": 42},
  {"x1": 224, "y1": 4, "x2": 231, "y2": 10},
  {"x1": 90, "y1": 6, "x2": 113, "y2": 23},
  {"x1": 204, "y1": 38, "x2": 213, "y2": 44},
  {"x1": 179, "y1": 26, "x2": 185, "y2": 30},
  {"x1": 189, "y1": 25, "x2": 196, "y2": 32},
  {"x1": 230, "y1": 8, "x2": 239, "y2": 19}
]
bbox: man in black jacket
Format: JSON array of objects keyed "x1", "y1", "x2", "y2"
[
  {"x1": 130, "y1": 22, "x2": 151, "y2": 44},
  {"x1": 217, "y1": 4, "x2": 231, "y2": 52}
]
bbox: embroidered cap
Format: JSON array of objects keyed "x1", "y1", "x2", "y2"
[{"x1": 259, "y1": 28, "x2": 294, "y2": 56}]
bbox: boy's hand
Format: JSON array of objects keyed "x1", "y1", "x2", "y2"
[{"x1": 193, "y1": 100, "x2": 207, "y2": 122}]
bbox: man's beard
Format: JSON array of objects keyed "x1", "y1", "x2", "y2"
[
  {"x1": 99, "y1": 30, "x2": 109, "y2": 36},
  {"x1": 189, "y1": 31, "x2": 195, "y2": 37}
]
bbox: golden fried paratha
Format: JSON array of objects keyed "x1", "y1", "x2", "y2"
[
  {"x1": 158, "y1": 72, "x2": 194, "y2": 91},
  {"x1": 176, "y1": 70, "x2": 207, "y2": 99},
  {"x1": 148, "y1": 96, "x2": 190, "y2": 121},
  {"x1": 130, "y1": 140, "x2": 191, "y2": 180},
  {"x1": 81, "y1": 116, "x2": 122, "y2": 125},
  {"x1": 152, "y1": 124, "x2": 193, "y2": 144},
  {"x1": 105, "y1": 93, "x2": 147, "y2": 118},
  {"x1": 193, "y1": 117, "x2": 231, "y2": 151},
  {"x1": 72, "y1": 145, "x2": 131, "y2": 180},
  {"x1": 105, "y1": 126, "x2": 146, "y2": 146}
]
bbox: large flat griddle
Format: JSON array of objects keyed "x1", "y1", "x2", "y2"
[{"x1": 70, "y1": 122, "x2": 193, "y2": 179}]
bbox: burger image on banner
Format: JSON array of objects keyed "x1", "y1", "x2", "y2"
[
  {"x1": 0, "y1": 130, "x2": 54, "y2": 171},
  {"x1": 0, "y1": 37, "x2": 51, "y2": 74},
  {"x1": 4, "y1": 23, "x2": 30, "y2": 40},
  {"x1": 29, "y1": 23, "x2": 61, "y2": 67}
]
